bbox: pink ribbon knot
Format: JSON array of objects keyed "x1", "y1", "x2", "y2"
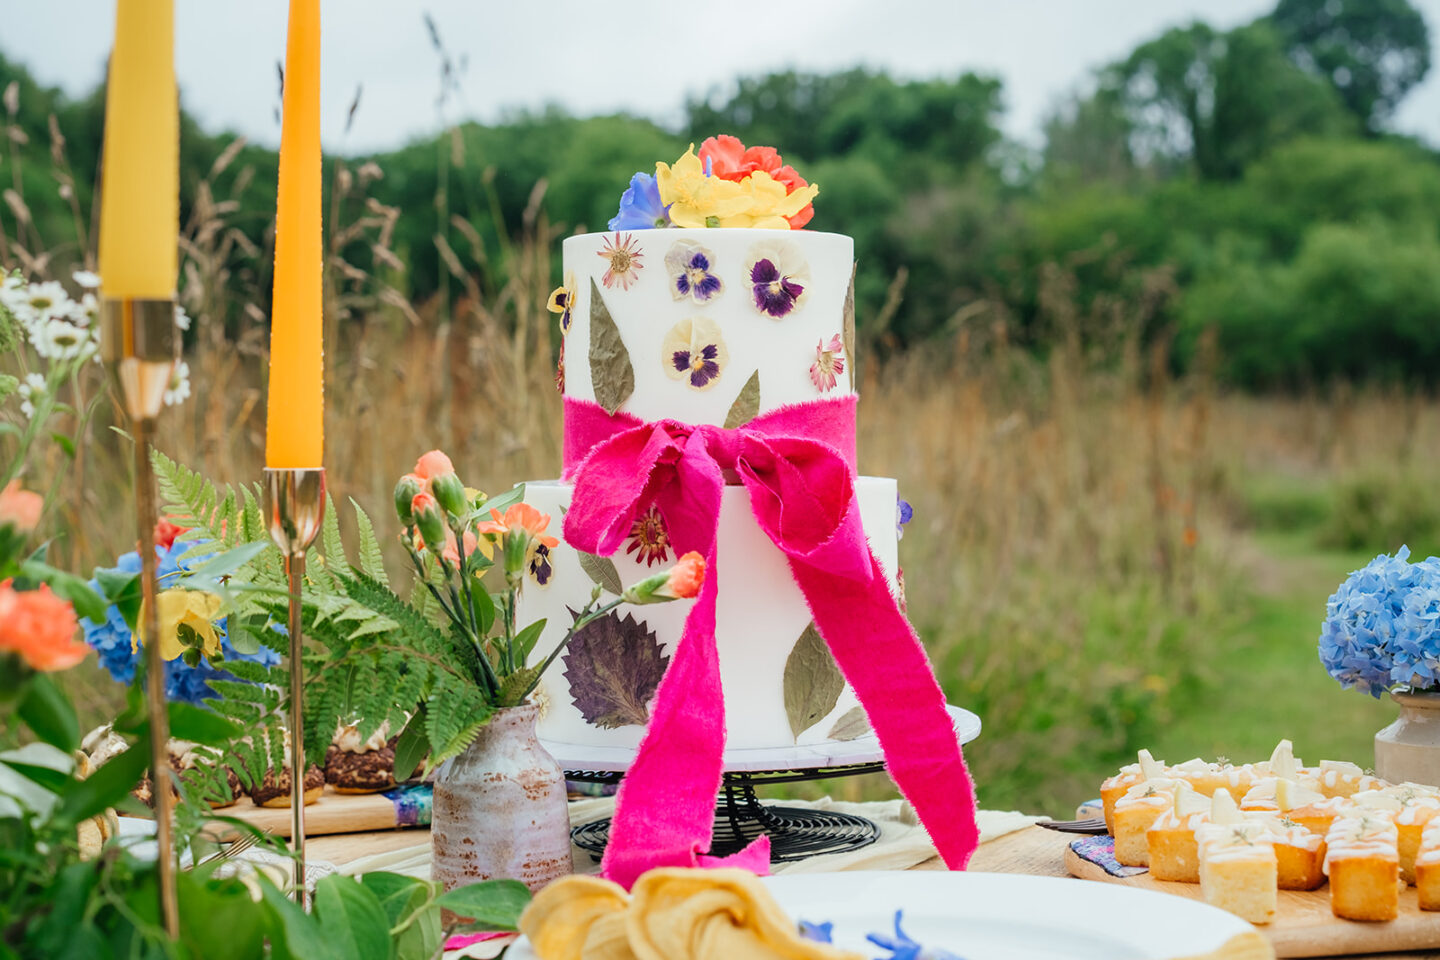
[{"x1": 562, "y1": 394, "x2": 978, "y2": 889}]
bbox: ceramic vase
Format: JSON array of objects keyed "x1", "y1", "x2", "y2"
[
  {"x1": 431, "y1": 702, "x2": 571, "y2": 892},
  {"x1": 1374, "y1": 690, "x2": 1440, "y2": 787}
]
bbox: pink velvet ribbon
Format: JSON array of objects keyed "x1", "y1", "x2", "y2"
[{"x1": 562, "y1": 394, "x2": 978, "y2": 889}]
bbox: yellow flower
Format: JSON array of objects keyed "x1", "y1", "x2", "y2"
[
  {"x1": 723, "y1": 172, "x2": 820, "y2": 230},
  {"x1": 135, "y1": 589, "x2": 224, "y2": 661},
  {"x1": 655, "y1": 146, "x2": 751, "y2": 229}
]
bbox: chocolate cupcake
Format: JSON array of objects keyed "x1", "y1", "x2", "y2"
[
  {"x1": 325, "y1": 721, "x2": 398, "y2": 794},
  {"x1": 250, "y1": 745, "x2": 326, "y2": 808}
]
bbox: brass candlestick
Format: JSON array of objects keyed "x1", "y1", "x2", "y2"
[
  {"x1": 264, "y1": 467, "x2": 325, "y2": 907},
  {"x1": 102, "y1": 296, "x2": 179, "y2": 939}
]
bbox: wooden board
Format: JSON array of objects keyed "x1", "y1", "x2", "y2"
[
  {"x1": 1065, "y1": 842, "x2": 1440, "y2": 958},
  {"x1": 122, "y1": 786, "x2": 426, "y2": 841}
]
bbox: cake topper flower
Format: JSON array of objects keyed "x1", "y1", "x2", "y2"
[
  {"x1": 810, "y1": 335, "x2": 846, "y2": 392},
  {"x1": 662, "y1": 316, "x2": 729, "y2": 390},
  {"x1": 665, "y1": 240, "x2": 723, "y2": 303},
  {"x1": 598, "y1": 233, "x2": 644, "y2": 290},
  {"x1": 700, "y1": 134, "x2": 817, "y2": 229},
  {"x1": 746, "y1": 240, "x2": 811, "y2": 318},
  {"x1": 608, "y1": 171, "x2": 672, "y2": 230}
]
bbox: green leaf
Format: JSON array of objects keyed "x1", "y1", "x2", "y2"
[
  {"x1": 50, "y1": 432, "x2": 76, "y2": 458},
  {"x1": 314, "y1": 875, "x2": 391, "y2": 960},
  {"x1": 18, "y1": 560, "x2": 106, "y2": 623},
  {"x1": 826, "y1": 705, "x2": 871, "y2": 741},
  {"x1": 260, "y1": 876, "x2": 340, "y2": 960},
  {"x1": 843, "y1": 261, "x2": 857, "y2": 390},
  {"x1": 393, "y1": 883, "x2": 442, "y2": 960},
  {"x1": 393, "y1": 708, "x2": 429, "y2": 782},
  {"x1": 17, "y1": 674, "x2": 79, "y2": 751},
  {"x1": 177, "y1": 873, "x2": 267, "y2": 960},
  {"x1": 432, "y1": 878, "x2": 531, "y2": 929},
  {"x1": 96, "y1": 568, "x2": 142, "y2": 631},
  {"x1": 782, "y1": 622, "x2": 845, "y2": 741},
  {"x1": 55, "y1": 731, "x2": 151, "y2": 826},
  {"x1": 0, "y1": 758, "x2": 71, "y2": 792},
  {"x1": 587, "y1": 279, "x2": 634, "y2": 415},
  {"x1": 723, "y1": 369, "x2": 761, "y2": 429},
  {"x1": 513, "y1": 619, "x2": 546, "y2": 664},
  {"x1": 351, "y1": 498, "x2": 389, "y2": 586},
  {"x1": 478, "y1": 484, "x2": 524, "y2": 519},
  {"x1": 359, "y1": 871, "x2": 436, "y2": 925},
  {"x1": 176, "y1": 540, "x2": 272, "y2": 585},
  {"x1": 169, "y1": 701, "x2": 243, "y2": 746},
  {"x1": 322, "y1": 492, "x2": 345, "y2": 568},
  {"x1": 470, "y1": 586, "x2": 495, "y2": 636},
  {"x1": 577, "y1": 552, "x2": 623, "y2": 596}
]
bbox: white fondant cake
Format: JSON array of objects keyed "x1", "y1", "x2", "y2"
[
  {"x1": 521, "y1": 479, "x2": 898, "y2": 750},
  {"x1": 519, "y1": 226, "x2": 903, "y2": 753}
]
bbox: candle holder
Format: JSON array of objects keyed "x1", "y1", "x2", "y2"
[
  {"x1": 264, "y1": 467, "x2": 325, "y2": 907},
  {"x1": 101, "y1": 296, "x2": 179, "y2": 938}
]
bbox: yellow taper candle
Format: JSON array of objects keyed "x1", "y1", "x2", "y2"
[
  {"x1": 266, "y1": 0, "x2": 324, "y2": 469},
  {"x1": 98, "y1": 0, "x2": 178, "y2": 299}
]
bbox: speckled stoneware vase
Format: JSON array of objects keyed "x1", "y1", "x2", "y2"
[
  {"x1": 1375, "y1": 691, "x2": 1440, "y2": 788},
  {"x1": 431, "y1": 703, "x2": 570, "y2": 893}
]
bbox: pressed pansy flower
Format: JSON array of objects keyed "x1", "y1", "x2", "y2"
[
  {"x1": 529, "y1": 543, "x2": 553, "y2": 586},
  {"x1": 746, "y1": 240, "x2": 810, "y2": 318},
  {"x1": 626, "y1": 505, "x2": 670, "y2": 567},
  {"x1": 664, "y1": 240, "x2": 723, "y2": 304},
  {"x1": 662, "y1": 316, "x2": 728, "y2": 391},
  {"x1": 598, "y1": 233, "x2": 644, "y2": 290},
  {"x1": 547, "y1": 271, "x2": 577, "y2": 335},
  {"x1": 810, "y1": 334, "x2": 845, "y2": 392}
]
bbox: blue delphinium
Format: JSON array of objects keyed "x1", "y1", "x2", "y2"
[
  {"x1": 1319, "y1": 546, "x2": 1440, "y2": 698},
  {"x1": 81, "y1": 540, "x2": 281, "y2": 705},
  {"x1": 608, "y1": 172, "x2": 671, "y2": 230},
  {"x1": 867, "y1": 910, "x2": 965, "y2": 960}
]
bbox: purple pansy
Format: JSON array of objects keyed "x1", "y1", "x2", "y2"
[
  {"x1": 608, "y1": 172, "x2": 671, "y2": 230},
  {"x1": 745, "y1": 240, "x2": 811, "y2": 319},
  {"x1": 664, "y1": 241, "x2": 723, "y2": 304},
  {"x1": 661, "y1": 316, "x2": 729, "y2": 392}
]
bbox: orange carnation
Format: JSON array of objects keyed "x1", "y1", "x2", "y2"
[
  {"x1": 476, "y1": 503, "x2": 559, "y2": 550},
  {"x1": 0, "y1": 583, "x2": 88, "y2": 672},
  {"x1": 664, "y1": 551, "x2": 706, "y2": 599},
  {"x1": 414, "y1": 449, "x2": 457, "y2": 481},
  {"x1": 0, "y1": 480, "x2": 43, "y2": 533}
]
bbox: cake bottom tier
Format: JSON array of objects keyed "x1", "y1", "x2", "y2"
[{"x1": 516, "y1": 477, "x2": 900, "y2": 751}]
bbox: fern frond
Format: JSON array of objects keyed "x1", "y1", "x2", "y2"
[{"x1": 351, "y1": 498, "x2": 389, "y2": 586}]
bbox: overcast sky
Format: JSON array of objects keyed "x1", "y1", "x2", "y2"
[{"x1": 5, "y1": 0, "x2": 1440, "y2": 155}]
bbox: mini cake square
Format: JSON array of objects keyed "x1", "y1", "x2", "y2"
[
  {"x1": 1324, "y1": 816, "x2": 1401, "y2": 922},
  {"x1": 1196, "y1": 821, "x2": 1278, "y2": 925},
  {"x1": 1101, "y1": 749, "x2": 1164, "y2": 835},
  {"x1": 1415, "y1": 819, "x2": 1440, "y2": 911},
  {"x1": 1146, "y1": 783, "x2": 1213, "y2": 883},
  {"x1": 1114, "y1": 779, "x2": 1178, "y2": 867}
]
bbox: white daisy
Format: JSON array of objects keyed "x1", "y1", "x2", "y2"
[
  {"x1": 15, "y1": 281, "x2": 73, "y2": 328},
  {"x1": 174, "y1": 304, "x2": 192, "y2": 332},
  {"x1": 17, "y1": 373, "x2": 46, "y2": 419},
  {"x1": 29, "y1": 317, "x2": 92, "y2": 361},
  {"x1": 163, "y1": 360, "x2": 191, "y2": 407},
  {"x1": 71, "y1": 270, "x2": 101, "y2": 290},
  {"x1": 69, "y1": 292, "x2": 99, "y2": 328}
]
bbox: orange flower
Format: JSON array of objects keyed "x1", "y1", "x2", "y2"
[
  {"x1": 441, "y1": 528, "x2": 480, "y2": 567},
  {"x1": 698, "y1": 135, "x2": 815, "y2": 229},
  {"x1": 0, "y1": 583, "x2": 88, "y2": 672},
  {"x1": 664, "y1": 551, "x2": 706, "y2": 599},
  {"x1": 154, "y1": 518, "x2": 189, "y2": 550},
  {"x1": 476, "y1": 503, "x2": 559, "y2": 549},
  {"x1": 414, "y1": 450, "x2": 457, "y2": 481},
  {"x1": 0, "y1": 480, "x2": 43, "y2": 533}
]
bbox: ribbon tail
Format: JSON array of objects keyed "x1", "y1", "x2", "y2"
[
  {"x1": 600, "y1": 547, "x2": 766, "y2": 887},
  {"x1": 789, "y1": 553, "x2": 979, "y2": 870}
]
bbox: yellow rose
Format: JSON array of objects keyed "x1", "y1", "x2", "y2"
[{"x1": 134, "y1": 589, "x2": 224, "y2": 661}]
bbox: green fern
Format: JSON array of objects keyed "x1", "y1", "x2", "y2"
[{"x1": 351, "y1": 498, "x2": 389, "y2": 586}]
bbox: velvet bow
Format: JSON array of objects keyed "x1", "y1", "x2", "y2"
[{"x1": 562, "y1": 394, "x2": 978, "y2": 889}]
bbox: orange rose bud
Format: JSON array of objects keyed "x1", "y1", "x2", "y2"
[
  {"x1": 622, "y1": 550, "x2": 706, "y2": 604},
  {"x1": 0, "y1": 584, "x2": 88, "y2": 672}
]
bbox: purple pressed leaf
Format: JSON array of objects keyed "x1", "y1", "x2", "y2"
[{"x1": 563, "y1": 610, "x2": 670, "y2": 729}]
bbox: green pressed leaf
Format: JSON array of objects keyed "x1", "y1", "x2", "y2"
[
  {"x1": 723, "y1": 370, "x2": 761, "y2": 429},
  {"x1": 587, "y1": 280, "x2": 634, "y2": 414},
  {"x1": 782, "y1": 622, "x2": 845, "y2": 741},
  {"x1": 392, "y1": 708, "x2": 429, "y2": 782},
  {"x1": 314, "y1": 875, "x2": 391, "y2": 960},
  {"x1": 826, "y1": 705, "x2": 871, "y2": 741},
  {"x1": 843, "y1": 261, "x2": 857, "y2": 390},
  {"x1": 577, "y1": 551, "x2": 623, "y2": 596},
  {"x1": 169, "y1": 701, "x2": 243, "y2": 746},
  {"x1": 17, "y1": 674, "x2": 79, "y2": 752},
  {"x1": 432, "y1": 878, "x2": 531, "y2": 929}
]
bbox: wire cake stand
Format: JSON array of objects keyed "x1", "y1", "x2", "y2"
[{"x1": 547, "y1": 705, "x2": 981, "y2": 864}]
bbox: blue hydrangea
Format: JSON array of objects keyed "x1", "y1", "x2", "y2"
[
  {"x1": 608, "y1": 172, "x2": 671, "y2": 230},
  {"x1": 80, "y1": 540, "x2": 280, "y2": 705},
  {"x1": 1319, "y1": 546, "x2": 1440, "y2": 698}
]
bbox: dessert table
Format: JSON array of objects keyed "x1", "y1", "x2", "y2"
[{"x1": 293, "y1": 804, "x2": 1430, "y2": 960}]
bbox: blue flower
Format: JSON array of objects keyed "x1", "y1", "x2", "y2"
[
  {"x1": 897, "y1": 498, "x2": 914, "y2": 540},
  {"x1": 797, "y1": 920, "x2": 834, "y2": 943},
  {"x1": 608, "y1": 172, "x2": 671, "y2": 230},
  {"x1": 80, "y1": 540, "x2": 281, "y2": 705},
  {"x1": 1319, "y1": 546, "x2": 1440, "y2": 698},
  {"x1": 867, "y1": 910, "x2": 965, "y2": 960}
]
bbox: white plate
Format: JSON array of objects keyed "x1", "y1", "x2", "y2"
[{"x1": 506, "y1": 870, "x2": 1255, "y2": 959}]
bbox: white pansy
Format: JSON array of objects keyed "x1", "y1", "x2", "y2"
[
  {"x1": 163, "y1": 360, "x2": 191, "y2": 407},
  {"x1": 29, "y1": 317, "x2": 92, "y2": 361},
  {"x1": 71, "y1": 270, "x2": 100, "y2": 290},
  {"x1": 18, "y1": 373, "x2": 47, "y2": 419}
]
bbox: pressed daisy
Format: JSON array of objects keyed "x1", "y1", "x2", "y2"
[
  {"x1": 661, "y1": 316, "x2": 728, "y2": 391},
  {"x1": 810, "y1": 334, "x2": 846, "y2": 392},
  {"x1": 598, "y1": 232, "x2": 644, "y2": 290},
  {"x1": 746, "y1": 240, "x2": 810, "y2": 318},
  {"x1": 665, "y1": 240, "x2": 722, "y2": 304},
  {"x1": 547, "y1": 271, "x2": 577, "y2": 335},
  {"x1": 626, "y1": 505, "x2": 670, "y2": 567}
]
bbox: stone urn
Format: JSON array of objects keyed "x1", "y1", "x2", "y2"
[
  {"x1": 431, "y1": 703, "x2": 571, "y2": 893},
  {"x1": 1375, "y1": 691, "x2": 1440, "y2": 787}
]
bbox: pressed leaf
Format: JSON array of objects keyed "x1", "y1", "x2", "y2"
[
  {"x1": 843, "y1": 261, "x2": 857, "y2": 390},
  {"x1": 783, "y1": 622, "x2": 844, "y2": 741},
  {"x1": 563, "y1": 611, "x2": 669, "y2": 729},
  {"x1": 826, "y1": 705, "x2": 871, "y2": 741},
  {"x1": 588, "y1": 279, "x2": 634, "y2": 414},
  {"x1": 578, "y1": 551, "x2": 623, "y2": 596},
  {"x1": 723, "y1": 370, "x2": 761, "y2": 429}
]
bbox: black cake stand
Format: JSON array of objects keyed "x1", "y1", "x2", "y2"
[{"x1": 546, "y1": 704, "x2": 981, "y2": 864}]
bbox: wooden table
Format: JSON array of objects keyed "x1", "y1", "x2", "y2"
[{"x1": 309, "y1": 823, "x2": 1433, "y2": 960}]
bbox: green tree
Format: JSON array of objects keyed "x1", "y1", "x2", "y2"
[{"x1": 1271, "y1": 0, "x2": 1431, "y2": 132}]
